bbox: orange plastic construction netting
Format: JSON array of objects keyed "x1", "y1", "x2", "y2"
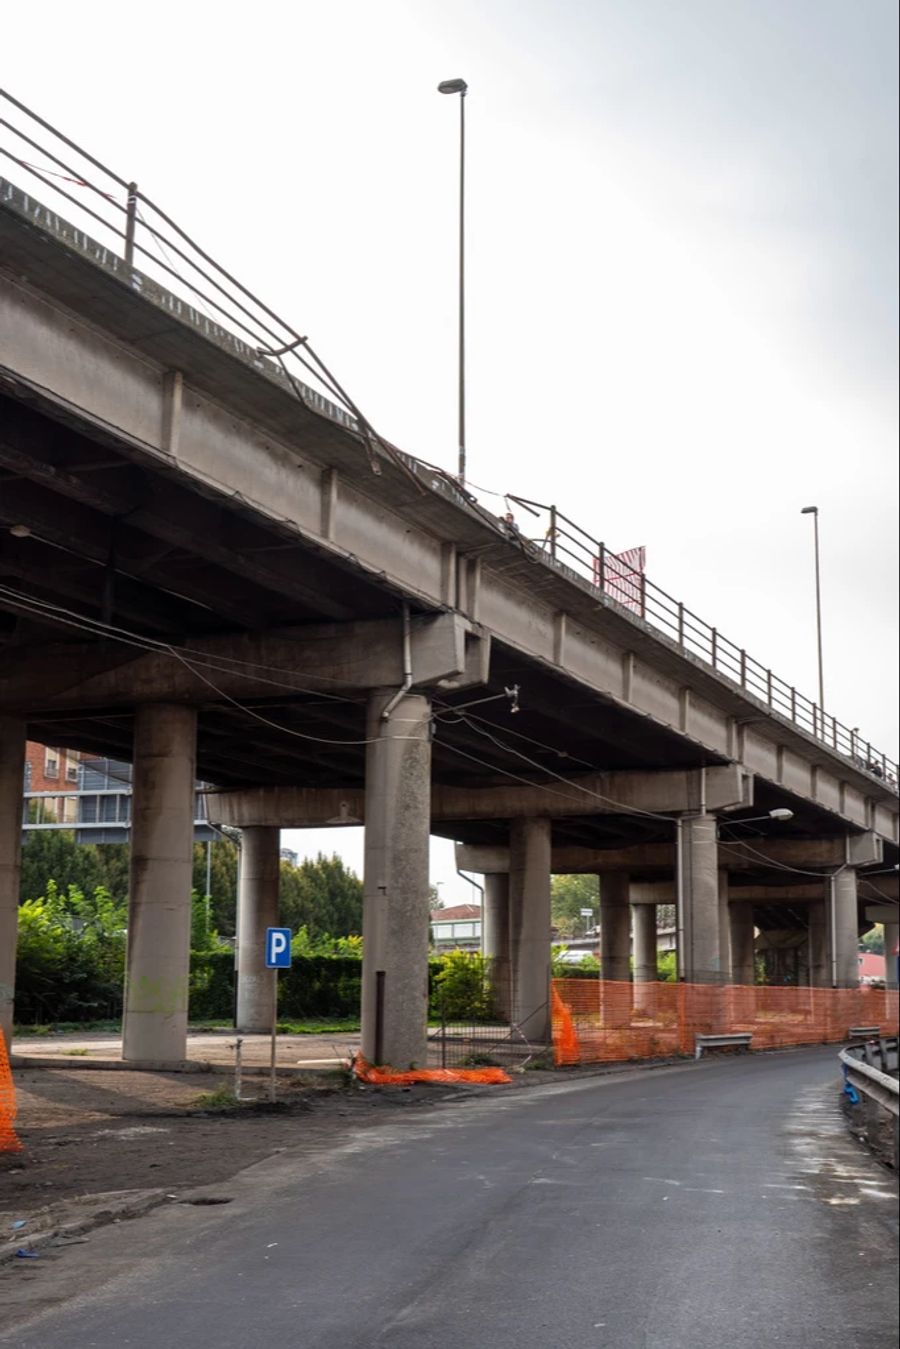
[
  {"x1": 0, "y1": 1032, "x2": 23, "y2": 1153},
  {"x1": 353, "y1": 1054, "x2": 511, "y2": 1086},
  {"x1": 551, "y1": 979, "x2": 899, "y2": 1067}
]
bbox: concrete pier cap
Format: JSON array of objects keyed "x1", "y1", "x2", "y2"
[{"x1": 206, "y1": 764, "x2": 752, "y2": 830}]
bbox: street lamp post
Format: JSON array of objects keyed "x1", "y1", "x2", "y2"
[
  {"x1": 437, "y1": 77, "x2": 468, "y2": 487},
  {"x1": 801, "y1": 506, "x2": 825, "y2": 733}
]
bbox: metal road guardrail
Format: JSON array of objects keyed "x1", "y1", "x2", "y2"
[
  {"x1": 840, "y1": 1036, "x2": 898, "y2": 1169},
  {"x1": 840, "y1": 1037, "x2": 899, "y2": 1118},
  {"x1": 1, "y1": 88, "x2": 897, "y2": 791}
]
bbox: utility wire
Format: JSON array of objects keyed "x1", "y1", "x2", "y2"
[{"x1": 441, "y1": 710, "x2": 674, "y2": 823}]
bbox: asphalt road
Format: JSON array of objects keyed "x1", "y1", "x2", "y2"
[{"x1": 3, "y1": 1047, "x2": 897, "y2": 1348}]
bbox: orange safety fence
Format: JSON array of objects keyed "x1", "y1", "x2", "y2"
[
  {"x1": 551, "y1": 979, "x2": 899, "y2": 1067},
  {"x1": 0, "y1": 1032, "x2": 23, "y2": 1153},
  {"x1": 353, "y1": 1053, "x2": 511, "y2": 1086}
]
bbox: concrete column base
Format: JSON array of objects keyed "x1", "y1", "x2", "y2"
[
  {"x1": 729, "y1": 902, "x2": 756, "y2": 987},
  {"x1": 832, "y1": 867, "x2": 860, "y2": 989},
  {"x1": 600, "y1": 873, "x2": 631, "y2": 1026},
  {"x1": 0, "y1": 717, "x2": 26, "y2": 1051},
  {"x1": 237, "y1": 826, "x2": 281, "y2": 1032},
  {"x1": 483, "y1": 873, "x2": 511, "y2": 1022},
  {"x1": 361, "y1": 690, "x2": 432, "y2": 1068},
  {"x1": 679, "y1": 814, "x2": 723, "y2": 984},
  {"x1": 123, "y1": 704, "x2": 197, "y2": 1065},
  {"x1": 883, "y1": 922, "x2": 899, "y2": 990},
  {"x1": 632, "y1": 902, "x2": 657, "y2": 1016},
  {"x1": 808, "y1": 897, "x2": 830, "y2": 988},
  {"x1": 509, "y1": 818, "x2": 552, "y2": 1044},
  {"x1": 718, "y1": 870, "x2": 732, "y2": 982}
]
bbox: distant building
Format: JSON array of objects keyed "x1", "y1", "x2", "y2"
[
  {"x1": 857, "y1": 950, "x2": 885, "y2": 985},
  {"x1": 556, "y1": 925, "x2": 676, "y2": 964},
  {"x1": 22, "y1": 744, "x2": 214, "y2": 844},
  {"x1": 280, "y1": 847, "x2": 299, "y2": 866},
  {"x1": 24, "y1": 741, "x2": 81, "y2": 825},
  {"x1": 430, "y1": 903, "x2": 481, "y2": 952}
]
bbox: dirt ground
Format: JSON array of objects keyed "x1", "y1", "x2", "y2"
[
  {"x1": 0, "y1": 1063, "x2": 499, "y2": 1220},
  {"x1": 2, "y1": 1026, "x2": 568, "y2": 1225}
]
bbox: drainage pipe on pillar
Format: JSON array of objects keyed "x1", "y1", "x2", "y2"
[{"x1": 380, "y1": 603, "x2": 413, "y2": 723}]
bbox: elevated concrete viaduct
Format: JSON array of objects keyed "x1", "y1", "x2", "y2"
[{"x1": 1, "y1": 176, "x2": 898, "y2": 1061}]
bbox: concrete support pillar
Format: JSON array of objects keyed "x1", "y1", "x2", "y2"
[
  {"x1": 361, "y1": 690, "x2": 432, "y2": 1067},
  {"x1": 717, "y1": 869, "x2": 732, "y2": 982},
  {"x1": 678, "y1": 814, "x2": 722, "y2": 983},
  {"x1": 123, "y1": 704, "x2": 197, "y2": 1064},
  {"x1": 808, "y1": 899, "x2": 830, "y2": 988},
  {"x1": 729, "y1": 903, "x2": 756, "y2": 987},
  {"x1": 509, "y1": 817, "x2": 552, "y2": 1044},
  {"x1": 884, "y1": 923, "x2": 899, "y2": 990},
  {"x1": 632, "y1": 904, "x2": 658, "y2": 984},
  {"x1": 236, "y1": 826, "x2": 281, "y2": 1032},
  {"x1": 0, "y1": 717, "x2": 25, "y2": 1052},
  {"x1": 599, "y1": 873, "x2": 632, "y2": 983},
  {"x1": 632, "y1": 903, "x2": 657, "y2": 1016},
  {"x1": 832, "y1": 867, "x2": 860, "y2": 989},
  {"x1": 482, "y1": 873, "x2": 511, "y2": 1021}
]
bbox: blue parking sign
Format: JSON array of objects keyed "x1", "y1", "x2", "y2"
[{"x1": 265, "y1": 927, "x2": 292, "y2": 969}]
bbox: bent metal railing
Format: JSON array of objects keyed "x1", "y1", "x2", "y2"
[
  {"x1": 1, "y1": 88, "x2": 897, "y2": 791},
  {"x1": 498, "y1": 495, "x2": 899, "y2": 787},
  {"x1": 840, "y1": 1037, "x2": 899, "y2": 1169}
]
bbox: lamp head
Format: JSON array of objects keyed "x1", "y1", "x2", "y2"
[
  {"x1": 768, "y1": 808, "x2": 794, "y2": 822},
  {"x1": 801, "y1": 506, "x2": 818, "y2": 515},
  {"x1": 438, "y1": 78, "x2": 468, "y2": 95}
]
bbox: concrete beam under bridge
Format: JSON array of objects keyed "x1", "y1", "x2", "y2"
[
  {"x1": 207, "y1": 765, "x2": 751, "y2": 828},
  {"x1": 864, "y1": 902, "x2": 900, "y2": 923},
  {"x1": 631, "y1": 876, "x2": 899, "y2": 904},
  {"x1": 0, "y1": 614, "x2": 489, "y2": 712},
  {"x1": 455, "y1": 834, "x2": 884, "y2": 875}
]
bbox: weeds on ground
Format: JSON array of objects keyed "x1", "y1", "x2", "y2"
[
  {"x1": 192, "y1": 1087, "x2": 244, "y2": 1112},
  {"x1": 14, "y1": 1019, "x2": 121, "y2": 1037}
]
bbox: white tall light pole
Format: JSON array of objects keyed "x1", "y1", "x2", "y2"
[
  {"x1": 437, "y1": 77, "x2": 468, "y2": 487},
  {"x1": 801, "y1": 506, "x2": 825, "y2": 732}
]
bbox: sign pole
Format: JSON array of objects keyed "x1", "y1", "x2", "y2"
[
  {"x1": 269, "y1": 969, "x2": 278, "y2": 1104},
  {"x1": 264, "y1": 926, "x2": 292, "y2": 1104}
]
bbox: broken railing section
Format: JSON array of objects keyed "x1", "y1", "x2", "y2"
[{"x1": 502, "y1": 494, "x2": 897, "y2": 786}]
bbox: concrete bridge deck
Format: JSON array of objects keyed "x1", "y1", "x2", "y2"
[{"x1": 1, "y1": 140, "x2": 897, "y2": 1068}]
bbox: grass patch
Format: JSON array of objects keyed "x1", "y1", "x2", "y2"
[
  {"x1": 274, "y1": 1019, "x2": 360, "y2": 1035},
  {"x1": 14, "y1": 1019, "x2": 122, "y2": 1037},
  {"x1": 190, "y1": 1019, "x2": 361, "y2": 1034},
  {"x1": 61, "y1": 1047, "x2": 91, "y2": 1057},
  {"x1": 192, "y1": 1087, "x2": 244, "y2": 1113},
  {"x1": 14, "y1": 1017, "x2": 361, "y2": 1038}
]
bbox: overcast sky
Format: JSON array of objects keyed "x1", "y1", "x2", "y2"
[{"x1": 6, "y1": 0, "x2": 898, "y2": 904}]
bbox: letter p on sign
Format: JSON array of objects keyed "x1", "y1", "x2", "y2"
[{"x1": 265, "y1": 927, "x2": 292, "y2": 969}]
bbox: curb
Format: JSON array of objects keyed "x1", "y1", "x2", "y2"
[
  {"x1": 0, "y1": 1188, "x2": 169, "y2": 1265},
  {"x1": 10, "y1": 1056, "x2": 213, "y2": 1073}
]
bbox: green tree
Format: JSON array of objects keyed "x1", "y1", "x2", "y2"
[
  {"x1": 20, "y1": 831, "x2": 129, "y2": 906},
  {"x1": 551, "y1": 874, "x2": 599, "y2": 937},
  {"x1": 433, "y1": 951, "x2": 494, "y2": 1021},
  {"x1": 860, "y1": 925, "x2": 885, "y2": 955},
  {"x1": 279, "y1": 853, "x2": 362, "y2": 938},
  {"x1": 15, "y1": 880, "x2": 128, "y2": 1023},
  {"x1": 191, "y1": 839, "x2": 239, "y2": 936}
]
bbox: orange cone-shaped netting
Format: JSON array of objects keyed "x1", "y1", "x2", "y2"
[
  {"x1": 551, "y1": 979, "x2": 899, "y2": 1066},
  {"x1": 353, "y1": 1054, "x2": 511, "y2": 1086},
  {"x1": 0, "y1": 1033, "x2": 23, "y2": 1153}
]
